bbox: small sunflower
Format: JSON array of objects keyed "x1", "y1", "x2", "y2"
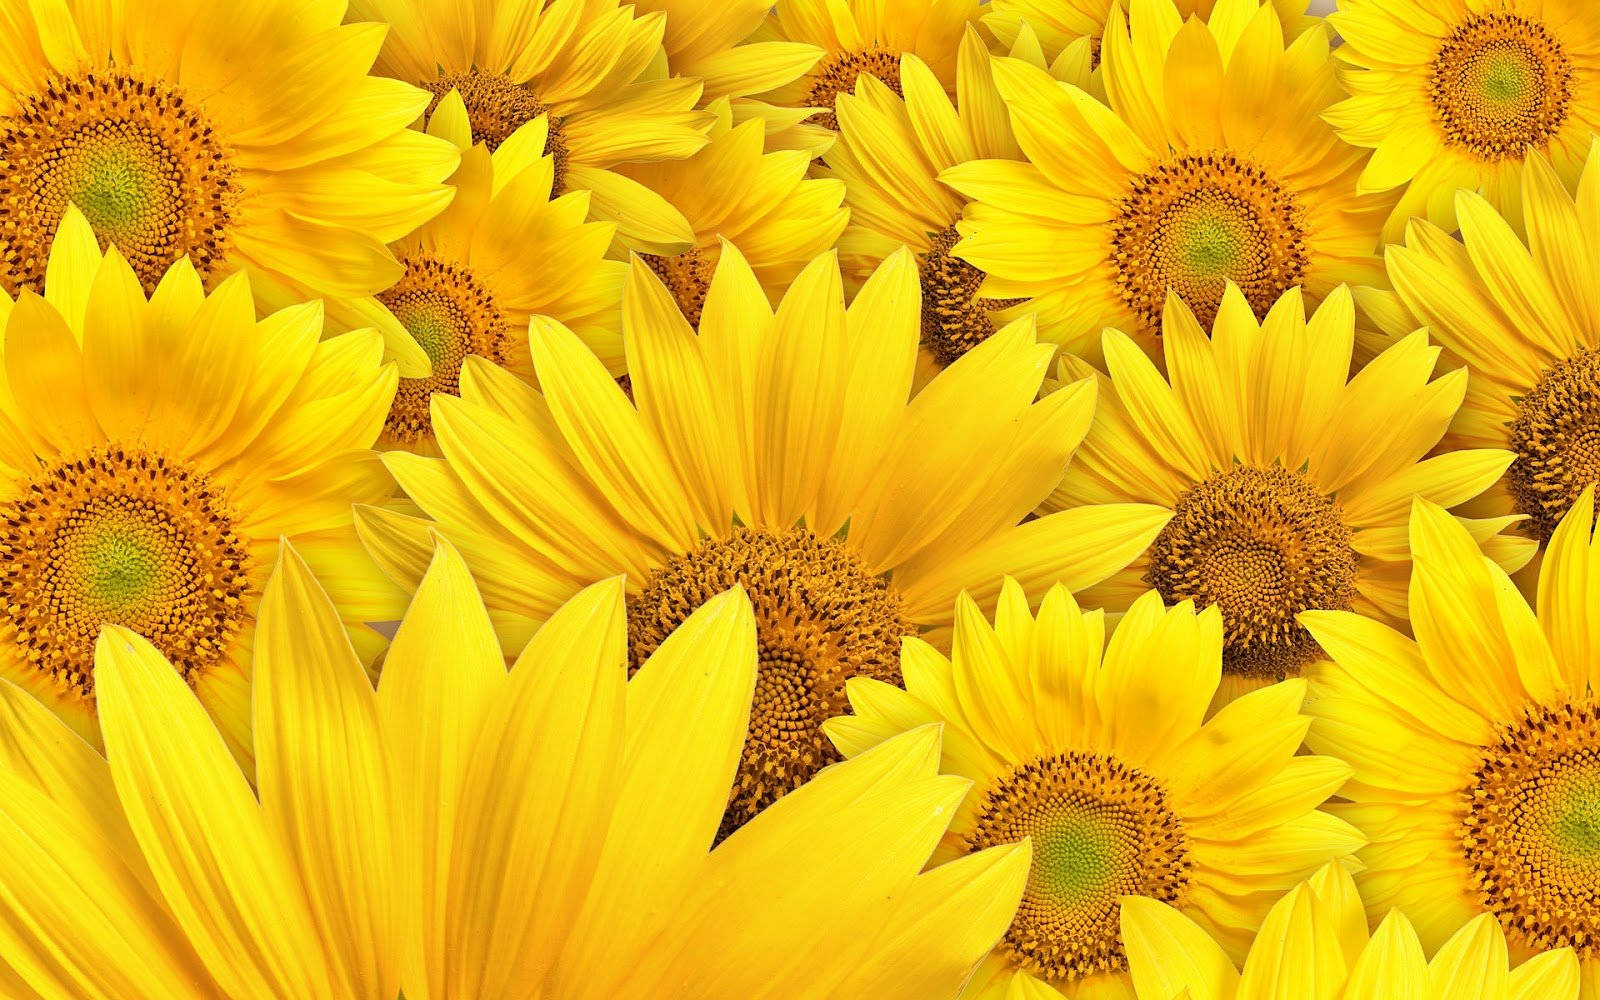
[
  {"x1": 984, "y1": 0, "x2": 1315, "y2": 67},
  {"x1": 1303, "y1": 489, "x2": 1600, "y2": 995},
  {"x1": 1121, "y1": 861, "x2": 1581, "y2": 998},
  {"x1": 356, "y1": 246, "x2": 1171, "y2": 838},
  {"x1": 0, "y1": 539, "x2": 1031, "y2": 998},
  {"x1": 0, "y1": 0, "x2": 457, "y2": 376},
  {"x1": 349, "y1": 0, "x2": 714, "y2": 253},
  {"x1": 1327, "y1": 0, "x2": 1600, "y2": 240},
  {"x1": 825, "y1": 580, "x2": 1360, "y2": 998},
  {"x1": 1365, "y1": 147, "x2": 1600, "y2": 580},
  {"x1": 614, "y1": 98, "x2": 848, "y2": 329},
  {"x1": 1047, "y1": 285, "x2": 1531, "y2": 703},
  {"x1": 380, "y1": 97, "x2": 625, "y2": 453},
  {"x1": 0, "y1": 208, "x2": 401, "y2": 762},
  {"x1": 945, "y1": 0, "x2": 1389, "y2": 363}
]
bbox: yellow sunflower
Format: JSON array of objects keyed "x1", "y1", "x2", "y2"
[
  {"x1": 1303, "y1": 489, "x2": 1600, "y2": 996},
  {"x1": 0, "y1": 208, "x2": 401, "y2": 762},
  {"x1": 825, "y1": 580, "x2": 1360, "y2": 999},
  {"x1": 1327, "y1": 0, "x2": 1600, "y2": 241},
  {"x1": 1047, "y1": 285, "x2": 1532, "y2": 704},
  {"x1": 0, "y1": 0, "x2": 457, "y2": 376},
  {"x1": 0, "y1": 538, "x2": 1033, "y2": 998},
  {"x1": 984, "y1": 0, "x2": 1315, "y2": 67},
  {"x1": 1121, "y1": 861, "x2": 1581, "y2": 999},
  {"x1": 613, "y1": 97, "x2": 848, "y2": 329},
  {"x1": 356, "y1": 246, "x2": 1171, "y2": 837},
  {"x1": 944, "y1": 0, "x2": 1390, "y2": 364},
  {"x1": 349, "y1": 0, "x2": 714, "y2": 253},
  {"x1": 379, "y1": 96, "x2": 625, "y2": 453},
  {"x1": 1364, "y1": 147, "x2": 1600, "y2": 582},
  {"x1": 822, "y1": 27, "x2": 1093, "y2": 377}
]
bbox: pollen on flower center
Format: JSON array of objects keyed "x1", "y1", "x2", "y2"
[
  {"x1": 378, "y1": 255, "x2": 511, "y2": 448},
  {"x1": 0, "y1": 446, "x2": 251, "y2": 701},
  {"x1": 0, "y1": 70, "x2": 239, "y2": 293},
  {"x1": 1110, "y1": 151, "x2": 1308, "y2": 336},
  {"x1": 805, "y1": 47, "x2": 904, "y2": 131},
  {"x1": 1430, "y1": 13, "x2": 1572, "y2": 160},
  {"x1": 965, "y1": 752, "x2": 1191, "y2": 982},
  {"x1": 421, "y1": 71, "x2": 569, "y2": 191},
  {"x1": 642, "y1": 247, "x2": 715, "y2": 328},
  {"x1": 1146, "y1": 466, "x2": 1356, "y2": 680},
  {"x1": 626, "y1": 527, "x2": 911, "y2": 839},
  {"x1": 918, "y1": 225, "x2": 1024, "y2": 367},
  {"x1": 1461, "y1": 700, "x2": 1600, "y2": 956},
  {"x1": 1507, "y1": 348, "x2": 1600, "y2": 543}
]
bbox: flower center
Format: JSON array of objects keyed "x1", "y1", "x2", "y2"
[
  {"x1": 642, "y1": 247, "x2": 715, "y2": 328},
  {"x1": 1507, "y1": 348, "x2": 1600, "y2": 543},
  {"x1": 918, "y1": 225, "x2": 1025, "y2": 368},
  {"x1": 0, "y1": 70, "x2": 238, "y2": 293},
  {"x1": 966, "y1": 752, "x2": 1191, "y2": 983},
  {"x1": 1110, "y1": 151, "x2": 1307, "y2": 336},
  {"x1": 1146, "y1": 466, "x2": 1356, "y2": 680},
  {"x1": 0, "y1": 447, "x2": 251, "y2": 700},
  {"x1": 377, "y1": 255, "x2": 511, "y2": 449},
  {"x1": 421, "y1": 71, "x2": 568, "y2": 192},
  {"x1": 804, "y1": 47, "x2": 904, "y2": 131},
  {"x1": 1461, "y1": 700, "x2": 1600, "y2": 955},
  {"x1": 626, "y1": 527, "x2": 910, "y2": 838},
  {"x1": 1430, "y1": 14, "x2": 1572, "y2": 160}
]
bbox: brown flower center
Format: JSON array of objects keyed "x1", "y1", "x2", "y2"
[
  {"x1": 1507, "y1": 348, "x2": 1600, "y2": 543},
  {"x1": 421, "y1": 70, "x2": 568, "y2": 192},
  {"x1": 918, "y1": 225, "x2": 1024, "y2": 367},
  {"x1": 1430, "y1": 13, "x2": 1572, "y2": 160},
  {"x1": 805, "y1": 47, "x2": 904, "y2": 131},
  {"x1": 642, "y1": 247, "x2": 715, "y2": 328}
]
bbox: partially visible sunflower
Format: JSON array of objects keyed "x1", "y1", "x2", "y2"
[
  {"x1": 825, "y1": 580, "x2": 1360, "y2": 998},
  {"x1": 1047, "y1": 285, "x2": 1531, "y2": 704},
  {"x1": 348, "y1": 0, "x2": 714, "y2": 253},
  {"x1": 1327, "y1": 0, "x2": 1600, "y2": 240},
  {"x1": 1363, "y1": 147, "x2": 1600, "y2": 583},
  {"x1": 1121, "y1": 861, "x2": 1581, "y2": 999},
  {"x1": 1303, "y1": 489, "x2": 1600, "y2": 996},
  {"x1": 614, "y1": 98, "x2": 848, "y2": 328},
  {"x1": 0, "y1": 0, "x2": 458, "y2": 376},
  {"x1": 379, "y1": 96, "x2": 625, "y2": 453},
  {"x1": 0, "y1": 208, "x2": 402, "y2": 762},
  {"x1": 984, "y1": 0, "x2": 1315, "y2": 67},
  {"x1": 0, "y1": 538, "x2": 1032, "y2": 998},
  {"x1": 945, "y1": 0, "x2": 1389, "y2": 363},
  {"x1": 356, "y1": 246, "x2": 1170, "y2": 839}
]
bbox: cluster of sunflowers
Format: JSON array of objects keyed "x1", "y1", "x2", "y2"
[{"x1": 2, "y1": 0, "x2": 1600, "y2": 995}]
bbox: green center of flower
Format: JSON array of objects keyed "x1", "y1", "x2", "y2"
[
  {"x1": 1507, "y1": 348, "x2": 1600, "y2": 543},
  {"x1": 79, "y1": 526, "x2": 164, "y2": 611},
  {"x1": 1430, "y1": 13, "x2": 1572, "y2": 160}
]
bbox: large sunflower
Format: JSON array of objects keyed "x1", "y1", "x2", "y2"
[
  {"x1": 945, "y1": 0, "x2": 1389, "y2": 363},
  {"x1": 1364, "y1": 147, "x2": 1600, "y2": 580},
  {"x1": 983, "y1": 0, "x2": 1314, "y2": 67},
  {"x1": 0, "y1": 208, "x2": 401, "y2": 762},
  {"x1": 0, "y1": 538, "x2": 1032, "y2": 998},
  {"x1": 349, "y1": 0, "x2": 713, "y2": 253},
  {"x1": 1303, "y1": 490, "x2": 1600, "y2": 995},
  {"x1": 1047, "y1": 285, "x2": 1531, "y2": 704},
  {"x1": 614, "y1": 98, "x2": 848, "y2": 329},
  {"x1": 0, "y1": 0, "x2": 457, "y2": 376},
  {"x1": 356, "y1": 246, "x2": 1171, "y2": 837},
  {"x1": 825, "y1": 580, "x2": 1360, "y2": 998},
  {"x1": 1121, "y1": 861, "x2": 1581, "y2": 998},
  {"x1": 1327, "y1": 0, "x2": 1600, "y2": 241},
  {"x1": 380, "y1": 97, "x2": 625, "y2": 453}
]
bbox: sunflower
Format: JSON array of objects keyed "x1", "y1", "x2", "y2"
[
  {"x1": 0, "y1": 0, "x2": 457, "y2": 376},
  {"x1": 1046, "y1": 285, "x2": 1532, "y2": 704},
  {"x1": 944, "y1": 0, "x2": 1389, "y2": 364},
  {"x1": 983, "y1": 0, "x2": 1315, "y2": 67},
  {"x1": 1302, "y1": 489, "x2": 1600, "y2": 994},
  {"x1": 0, "y1": 207, "x2": 401, "y2": 763},
  {"x1": 1120, "y1": 861, "x2": 1581, "y2": 998},
  {"x1": 613, "y1": 98, "x2": 848, "y2": 329},
  {"x1": 0, "y1": 536, "x2": 1034, "y2": 998},
  {"x1": 824, "y1": 579, "x2": 1360, "y2": 998},
  {"x1": 1364, "y1": 147, "x2": 1600, "y2": 582},
  {"x1": 356, "y1": 246, "x2": 1171, "y2": 837},
  {"x1": 379, "y1": 96, "x2": 625, "y2": 453},
  {"x1": 348, "y1": 0, "x2": 713, "y2": 254},
  {"x1": 822, "y1": 27, "x2": 1094, "y2": 377},
  {"x1": 1327, "y1": 0, "x2": 1600, "y2": 241}
]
